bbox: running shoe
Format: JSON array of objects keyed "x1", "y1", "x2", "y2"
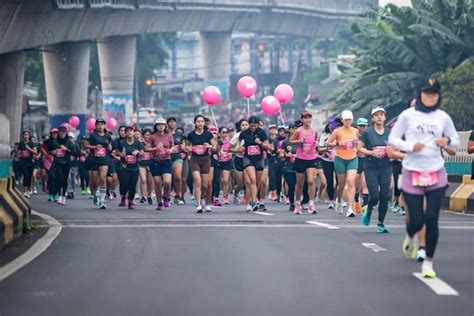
[
  {"x1": 119, "y1": 197, "x2": 126, "y2": 207},
  {"x1": 213, "y1": 199, "x2": 222, "y2": 207},
  {"x1": 284, "y1": 197, "x2": 290, "y2": 205},
  {"x1": 134, "y1": 193, "x2": 140, "y2": 200},
  {"x1": 302, "y1": 204, "x2": 309, "y2": 210},
  {"x1": 246, "y1": 204, "x2": 252, "y2": 212},
  {"x1": 335, "y1": 201, "x2": 343, "y2": 214},
  {"x1": 100, "y1": 202, "x2": 107, "y2": 210},
  {"x1": 52, "y1": 195, "x2": 58, "y2": 202},
  {"x1": 271, "y1": 192, "x2": 278, "y2": 201},
  {"x1": 308, "y1": 204, "x2": 317, "y2": 214},
  {"x1": 258, "y1": 203, "x2": 267, "y2": 212},
  {"x1": 196, "y1": 205, "x2": 203, "y2": 213},
  {"x1": 361, "y1": 205, "x2": 371, "y2": 226},
  {"x1": 47, "y1": 195, "x2": 53, "y2": 202},
  {"x1": 328, "y1": 201, "x2": 335, "y2": 209},
  {"x1": 156, "y1": 203, "x2": 163, "y2": 211},
  {"x1": 205, "y1": 205, "x2": 213, "y2": 212},
  {"x1": 294, "y1": 204, "x2": 302, "y2": 215},
  {"x1": 251, "y1": 202, "x2": 259, "y2": 212},
  {"x1": 391, "y1": 202, "x2": 400, "y2": 213},
  {"x1": 173, "y1": 197, "x2": 179, "y2": 204},
  {"x1": 85, "y1": 187, "x2": 91, "y2": 195},
  {"x1": 289, "y1": 204, "x2": 295, "y2": 212},
  {"x1": 233, "y1": 195, "x2": 241, "y2": 205},
  {"x1": 222, "y1": 196, "x2": 229, "y2": 205},
  {"x1": 56, "y1": 196, "x2": 63, "y2": 205},
  {"x1": 417, "y1": 248, "x2": 426, "y2": 262},
  {"x1": 421, "y1": 261, "x2": 436, "y2": 278},
  {"x1": 147, "y1": 197, "x2": 153, "y2": 205},
  {"x1": 399, "y1": 206, "x2": 407, "y2": 216},
  {"x1": 163, "y1": 198, "x2": 170, "y2": 208},
  {"x1": 354, "y1": 202, "x2": 362, "y2": 214},
  {"x1": 402, "y1": 236, "x2": 417, "y2": 260},
  {"x1": 140, "y1": 197, "x2": 146, "y2": 204},
  {"x1": 376, "y1": 223, "x2": 389, "y2": 233},
  {"x1": 341, "y1": 200, "x2": 348, "y2": 208},
  {"x1": 178, "y1": 199, "x2": 185, "y2": 205},
  {"x1": 112, "y1": 191, "x2": 117, "y2": 199},
  {"x1": 23, "y1": 192, "x2": 30, "y2": 198},
  {"x1": 81, "y1": 190, "x2": 87, "y2": 195},
  {"x1": 346, "y1": 208, "x2": 356, "y2": 218},
  {"x1": 33, "y1": 188, "x2": 38, "y2": 194},
  {"x1": 93, "y1": 196, "x2": 99, "y2": 206},
  {"x1": 128, "y1": 201, "x2": 135, "y2": 210}
]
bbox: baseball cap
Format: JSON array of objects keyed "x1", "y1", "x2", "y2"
[
  {"x1": 356, "y1": 118, "x2": 369, "y2": 126},
  {"x1": 96, "y1": 118, "x2": 106, "y2": 124},
  {"x1": 155, "y1": 118, "x2": 166, "y2": 125},
  {"x1": 371, "y1": 107, "x2": 386, "y2": 116},
  {"x1": 268, "y1": 124, "x2": 277, "y2": 129},
  {"x1": 68, "y1": 132, "x2": 75, "y2": 138},
  {"x1": 420, "y1": 78, "x2": 441, "y2": 93},
  {"x1": 341, "y1": 110, "x2": 353, "y2": 120},
  {"x1": 50, "y1": 128, "x2": 58, "y2": 133},
  {"x1": 301, "y1": 111, "x2": 312, "y2": 118}
]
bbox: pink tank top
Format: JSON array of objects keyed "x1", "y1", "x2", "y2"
[
  {"x1": 218, "y1": 140, "x2": 232, "y2": 162},
  {"x1": 295, "y1": 127, "x2": 317, "y2": 160}
]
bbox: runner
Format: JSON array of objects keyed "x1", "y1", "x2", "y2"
[
  {"x1": 207, "y1": 125, "x2": 220, "y2": 208},
  {"x1": 358, "y1": 107, "x2": 391, "y2": 233},
  {"x1": 43, "y1": 129, "x2": 58, "y2": 201},
  {"x1": 11, "y1": 143, "x2": 21, "y2": 185},
  {"x1": 52, "y1": 126, "x2": 75, "y2": 205},
  {"x1": 230, "y1": 119, "x2": 249, "y2": 206},
  {"x1": 138, "y1": 128, "x2": 154, "y2": 205},
  {"x1": 319, "y1": 118, "x2": 340, "y2": 209},
  {"x1": 236, "y1": 116, "x2": 270, "y2": 212},
  {"x1": 17, "y1": 130, "x2": 37, "y2": 197},
  {"x1": 355, "y1": 118, "x2": 369, "y2": 212},
  {"x1": 147, "y1": 118, "x2": 174, "y2": 211},
  {"x1": 78, "y1": 136, "x2": 91, "y2": 196},
  {"x1": 216, "y1": 127, "x2": 233, "y2": 205},
  {"x1": 389, "y1": 78, "x2": 459, "y2": 278},
  {"x1": 267, "y1": 125, "x2": 279, "y2": 201},
  {"x1": 277, "y1": 122, "x2": 298, "y2": 212},
  {"x1": 66, "y1": 132, "x2": 80, "y2": 199},
  {"x1": 167, "y1": 117, "x2": 186, "y2": 205},
  {"x1": 257, "y1": 119, "x2": 270, "y2": 210},
  {"x1": 289, "y1": 111, "x2": 318, "y2": 214},
  {"x1": 273, "y1": 126, "x2": 288, "y2": 203},
  {"x1": 106, "y1": 130, "x2": 118, "y2": 201},
  {"x1": 186, "y1": 115, "x2": 216, "y2": 212},
  {"x1": 30, "y1": 135, "x2": 41, "y2": 195},
  {"x1": 327, "y1": 110, "x2": 359, "y2": 217},
  {"x1": 116, "y1": 126, "x2": 143, "y2": 209},
  {"x1": 86, "y1": 119, "x2": 113, "y2": 209},
  {"x1": 177, "y1": 126, "x2": 189, "y2": 204}
]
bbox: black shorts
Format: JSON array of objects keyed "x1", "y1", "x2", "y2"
[
  {"x1": 233, "y1": 156, "x2": 244, "y2": 172},
  {"x1": 357, "y1": 157, "x2": 365, "y2": 174},
  {"x1": 315, "y1": 158, "x2": 323, "y2": 169},
  {"x1": 243, "y1": 157, "x2": 264, "y2": 172},
  {"x1": 107, "y1": 162, "x2": 117, "y2": 177},
  {"x1": 90, "y1": 160, "x2": 109, "y2": 171},
  {"x1": 294, "y1": 158, "x2": 317, "y2": 173},
  {"x1": 218, "y1": 160, "x2": 232, "y2": 171}
]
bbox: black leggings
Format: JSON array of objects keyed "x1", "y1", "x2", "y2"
[
  {"x1": 118, "y1": 169, "x2": 139, "y2": 200},
  {"x1": 321, "y1": 159, "x2": 336, "y2": 200},
  {"x1": 391, "y1": 161, "x2": 402, "y2": 198},
  {"x1": 268, "y1": 160, "x2": 276, "y2": 191},
  {"x1": 78, "y1": 164, "x2": 89, "y2": 190},
  {"x1": 212, "y1": 167, "x2": 222, "y2": 199},
  {"x1": 404, "y1": 188, "x2": 445, "y2": 258},
  {"x1": 365, "y1": 166, "x2": 392, "y2": 223},
  {"x1": 283, "y1": 171, "x2": 296, "y2": 205},
  {"x1": 55, "y1": 163, "x2": 70, "y2": 196},
  {"x1": 20, "y1": 163, "x2": 34, "y2": 187},
  {"x1": 274, "y1": 163, "x2": 284, "y2": 197}
]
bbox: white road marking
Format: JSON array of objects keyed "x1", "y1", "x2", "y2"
[
  {"x1": 0, "y1": 210, "x2": 62, "y2": 282},
  {"x1": 254, "y1": 211, "x2": 275, "y2": 216},
  {"x1": 413, "y1": 273, "x2": 459, "y2": 296},
  {"x1": 443, "y1": 210, "x2": 474, "y2": 217},
  {"x1": 60, "y1": 224, "x2": 319, "y2": 228},
  {"x1": 306, "y1": 221, "x2": 340, "y2": 229},
  {"x1": 362, "y1": 243, "x2": 387, "y2": 253}
]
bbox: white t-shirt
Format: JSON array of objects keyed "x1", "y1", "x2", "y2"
[{"x1": 230, "y1": 132, "x2": 245, "y2": 158}]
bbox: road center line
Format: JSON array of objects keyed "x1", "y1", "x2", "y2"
[
  {"x1": 306, "y1": 221, "x2": 340, "y2": 229},
  {"x1": 413, "y1": 273, "x2": 459, "y2": 296}
]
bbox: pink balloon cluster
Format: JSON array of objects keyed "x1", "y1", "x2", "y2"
[
  {"x1": 261, "y1": 96, "x2": 281, "y2": 116},
  {"x1": 202, "y1": 86, "x2": 221, "y2": 106}
]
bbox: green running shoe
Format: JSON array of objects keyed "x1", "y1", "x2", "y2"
[
  {"x1": 402, "y1": 236, "x2": 417, "y2": 260},
  {"x1": 376, "y1": 223, "x2": 389, "y2": 233},
  {"x1": 361, "y1": 205, "x2": 371, "y2": 226}
]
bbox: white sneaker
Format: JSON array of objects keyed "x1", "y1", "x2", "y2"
[
  {"x1": 421, "y1": 260, "x2": 436, "y2": 278},
  {"x1": 417, "y1": 248, "x2": 426, "y2": 262},
  {"x1": 205, "y1": 205, "x2": 212, "y2": 212},
  {"x1": 341, "y1": 200, "x2": 348, "y2": 208},
  {"x1": 346, "y1": 208, "x2": 356, "y2": 217},
  {"x1": 246, "y1": 204, "x2": 252, "y2": 212},
  {"x1": 328, "y1": 201, "x2": 335, "y2": 209},
  {"x1": 177, "y1": 199, "x2": 185, "y2": 205},
  {"x1": 33, "y1": 188, "x2": 38, "y2": 194},
  {"x1": 335, "y1": 201, "x2": 343, "y2": 214},
  {"x1": 24, "y1": 192, "x2": 30, "y2": 198}
]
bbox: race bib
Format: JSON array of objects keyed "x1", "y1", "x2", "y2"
[
  {"x1": 181, "y1": 153, "x2": 187, "y2": 160},
  {"x1": 344, "y1": 140, "x2": 356, "y2": 150},
  {"x1": 56, "y1": 149, "x2": 66, "y2": 158},
  {"x1": 302, "y1": 143, "x2": 315, "y2": 155},
  {"x1": 94, "y1": 148, "x2": 106, "y2": 157},
  {"x1": 141, "y1": 152, "x2": 152, "y2": 160},
  {"x1": 374, "y1": 146, "x2": 387, "y2": 158},
  {"x1": 327, "y1": 151, "x2": 335, "y2": 161},
  {"x1": 125, "y1": 155, "x2": 137, "y2": 165},
  {"x1": 172, "y1": 145, "x2": 180, "y2": 153},
  {"x1": 411, "y1": 171, "x2": 438, "y2": 187},
  {"x1": 247, "y1": 145, "x2": 261, "y2": 156},
  {"x1": 156, "y1": 150, "x2": 169, "y2": 159},
  {"x1": 80, "y1": 156, "x2": 86, "y2": 162},
  {"x1": 289, "y1": 153, "x2": 296, "y2": 163},
  {"x1": 193, "y1": 145, "x2": 206, "y2": 155},
  {"x1": 21, "y1": 150, "x2": 31, "y2": 158}
]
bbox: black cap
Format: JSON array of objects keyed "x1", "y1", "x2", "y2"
[
  {"x1": 96, "y1": 118, "x2": 106, "y2": 124},
  {"x1": 248, "y1": 116, "x2": 260, "y2": 124},
  {"x1": 420, "y1": 78, "x2": 441, "y2": 93},
  {"x1": 166, "y1": 117, "x2": 177, "y2": 123},
  {"x1": 58, "y1": 126, "x2": 67, "y2": 131}
]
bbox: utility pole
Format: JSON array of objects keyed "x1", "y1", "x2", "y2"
[{"x1": 94, "y1": 84, "x2": 99, "y2": 119}]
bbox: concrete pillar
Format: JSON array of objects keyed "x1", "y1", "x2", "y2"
[
  {"x1": 199, "y1": 31, "x2": 231, "y2": 100},
  {"x1": 43, "y1": 41, "x2": 90, "y2": 137},
  {"x1": 306, "y1": 38, "x2": 313, "y2": 67},
  {"x1": 288, "y1": 39, "x2": 295, "y2": 74},
  {"x1": 0, "y1": 51, "x2": 25, "y2": 146},
  {"x1": 97, "y1": 36, "x2": 136, "y2": 124}
]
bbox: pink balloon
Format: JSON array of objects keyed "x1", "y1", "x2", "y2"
[
  {"x1": 60, "y1": 123, "x2": 72, "y2": 133},
  {"x1": 106, "y1": 118, "x2": 118, "y2": 130},
  {"x1": 274, "y1": 84, "x2": 294, "y2": 104},
  {"x1": 68, "y1": 115, "x2": 80, "y2": 128},
  {"x1": 237, "y1": 76, "x2": 257, "y2": 98},
  {"x1": 261, "y1": 96, "x2": 281, "y2": 116},
  {"x1": 202, "y1": 86, "x2": 221, "y2": 106},
  {"x1": 86, "y1": 118, "x2": 96, "y2": 130}
]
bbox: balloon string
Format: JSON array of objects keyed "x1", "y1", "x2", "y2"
[
  {"x1": 210, "y1": 107, "x2": 218, "y2": 129},
  {"x1": 247, "y1": 98, "x2": 250, "y2": 118},
  {"x1": 279, "y1": 110, "x2": 285, "y2": 127}
]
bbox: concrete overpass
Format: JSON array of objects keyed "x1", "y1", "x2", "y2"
[{"x1": 0, "y1": 0, "x2": 375, "y2": 150}]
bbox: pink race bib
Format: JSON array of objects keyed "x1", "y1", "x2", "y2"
[
  {"x1": 247, "y1": 145, "x2": 261, "y2": 156},
  {"x1": 56, "y1": 149, "x2": 66, "y2": 157},
  {"x1": 80, "y1": 156, "x2": 86, "y2": 162},
  {"x1": 193, "y1": 145, "x2": 206, "y2": 155},
  {"x1": 94, "y1": 148, "x2": 106, "y2": 157},
  {"x1": 344, "y1": 140, "x2": 356, "y2": 150},
  {"x1": 172, "y1": 145, "x2": 180, "y2": 153},
  {"x1": 374, "y1": 146, "x2": 387, "y2": 158},
  {"x1": 21, "y1": 150, "x2": 31, "y2": 158},
  {"x1": 411, "y1": 171, "x2": 438, "y2": 187},
  {"x1": 125, "y1": 155, "x2": 137, "y2": 164},
  {"x1": 141, "y1": 152, "x2": 152, "y2": 160}
]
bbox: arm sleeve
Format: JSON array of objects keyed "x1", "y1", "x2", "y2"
[{"x1": 388, "y1": 112, "x2": 414, "y2": 152}]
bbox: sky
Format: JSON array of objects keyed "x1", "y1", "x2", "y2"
[{"x1": 379, "y1": 0, "x2": 412, "y2": 7}]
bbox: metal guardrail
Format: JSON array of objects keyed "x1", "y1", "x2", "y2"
[{"x1": 444, "y1": 131, "x2": 473, "y2": 163}]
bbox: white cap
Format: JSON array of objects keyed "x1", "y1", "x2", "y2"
[
  {"x1": 68, "y1": 132, "x2": 75, "y2": 138},
  {"x1": 155, "y1": 117, "x2": 166, "y2": 125},
  {"x1": 341, "y1": 110, "x2": 353, "y2": 120},
  {"x1": 371, "y1": 107, "x2": 386, "y2": 116}
]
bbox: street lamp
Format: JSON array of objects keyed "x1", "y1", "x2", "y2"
[{"x1": 145, "y1": 79, "x2": 152, "y2": 107}]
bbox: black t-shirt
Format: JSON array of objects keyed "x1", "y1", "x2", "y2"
[
  {"x1": 187, "y1": 130, "x2": 213, "y2": 157},
  {"x1": 239, "y1": 128, "x2": 268, "y2": 160},
  {"x1": 171, "y1": 131, "x2": 185, "y2": 160},
  {"x1": 117, "y1": 139, "x2": 144, "y2": 171},
  {"x1": 17, "y1": 141, "x2": 35, "y2": 165},
  {"x1": 88, "y1": 132, "x2": 112, "y2": 162},
  {"x1": 360, "y1": 126, "x2": 391, "y2": 168},
  {"x1": 51, "y1": 137, "x2": 75, "y2": 164}
]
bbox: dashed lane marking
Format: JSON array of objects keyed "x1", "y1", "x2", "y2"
[
  {"x1": 306, "y1": 221, "x2": 340, "y2": 229},
  {"x1": 413, "y1": 273, "x2": 459, "y2": 296},
  {"x1": 254, "y1": 211, "x2": 275, "y2": 216},
  {"x1": 361, "y1": 243, "x2": 387, "y2": 253}
]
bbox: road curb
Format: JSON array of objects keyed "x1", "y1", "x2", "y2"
[{"x1": 0, "y1": 210, "x2": 61, "y2": 282}]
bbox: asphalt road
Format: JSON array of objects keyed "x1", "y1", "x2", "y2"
[{"x1": 0, "y1": 193, "x2": 473, "y2": 316}]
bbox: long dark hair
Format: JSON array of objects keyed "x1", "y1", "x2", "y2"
[
  {"x1": 235, "y1": 119, "x2": 248, "y2": 132},
  {"x1": 194, "y1": 115, "x2": 208, "y2": 130}
]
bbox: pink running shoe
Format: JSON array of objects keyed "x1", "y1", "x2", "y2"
[
  {"x1": 128, "y1": 200, "x2": 135, "y2": 210},
  {"x1": 294, "y1": 204, "x2": 302, "y2": 215},
  {"x1": 119, "y1": 197, "x2": 126, "y2": 207},
  {"x1": 308, "y1": 204, "x2": 317, "y2": 214},
  {"x1": 222, "y1": 196, "x2": 229, "y2": 205},
  {"x1": 213, "y1": 199, "x2": 221, "y2": 207}
]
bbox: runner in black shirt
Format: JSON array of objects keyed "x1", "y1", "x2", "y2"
[{"x1": 18, "y1": 130, "x2": 37, "y2": 197}]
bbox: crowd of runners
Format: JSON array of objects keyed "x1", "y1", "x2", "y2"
[{"x1": 12, "y1": 78, "x2": 469, "y2": 279}]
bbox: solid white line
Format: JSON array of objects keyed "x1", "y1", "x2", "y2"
[
  {"x1": 306, "y1": 221, "x2": 340, "y2": 229},
  {"x1": 61, "y1": 224, "x2": 317, "y2": 228},
  {"x1": 413, "y1": 273, "x2": 459, "y2": 296},
  {"x1": 0, "y1": 210, "x2": 62, "y2": 282},
  {"x1": 254, "y1": 211, "x2": 275, "y2": 216}
]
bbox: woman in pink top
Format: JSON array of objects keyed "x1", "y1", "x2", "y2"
[
  {"x1": 146, "y1": 118, "x2": 174, "y2": 211},
  {"x1": 216, "y1": 127, "x2": 233, "y2": 205},
  {"x1": 289, "y1": 112, "x2": 318, "y2": 214}
]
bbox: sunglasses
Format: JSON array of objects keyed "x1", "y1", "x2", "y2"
[{"x1": 221, "y1": 131, "x2": 228, "y2": 134}]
